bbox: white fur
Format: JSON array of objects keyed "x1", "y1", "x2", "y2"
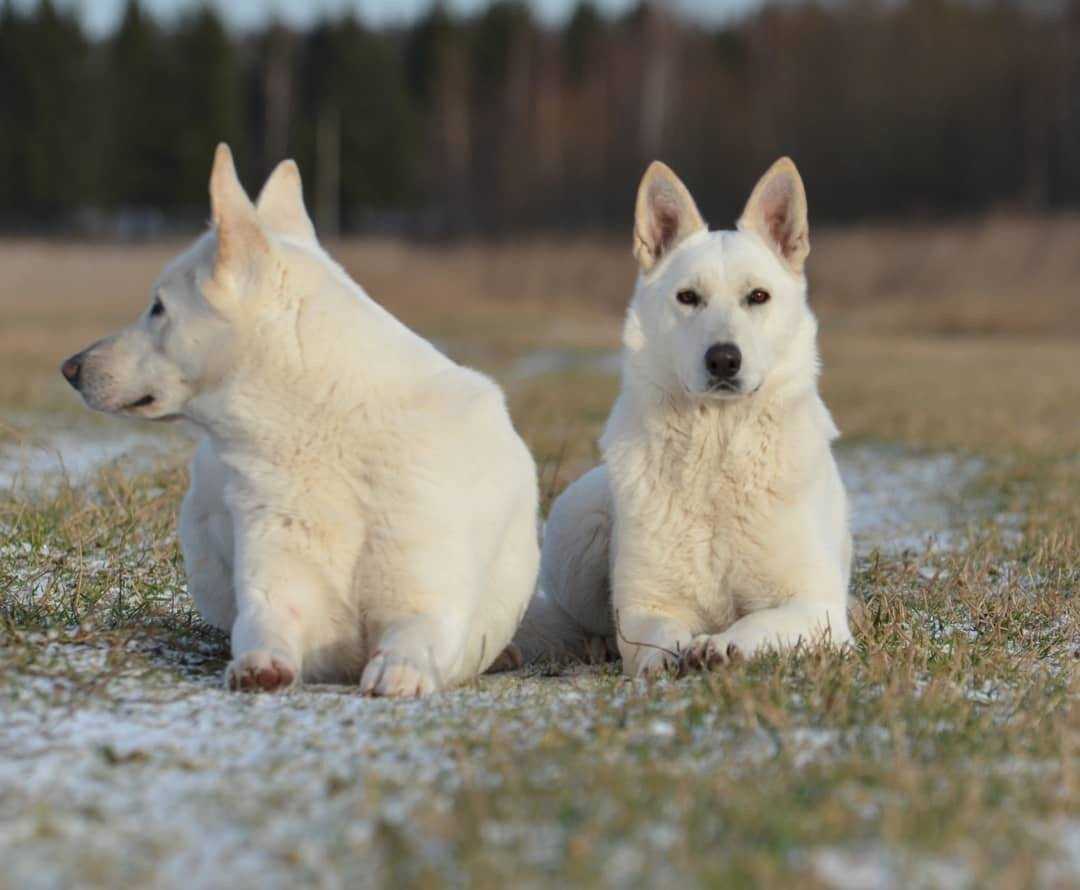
[
  {"x1": 65, "y1": 146, "x2": 539, "y2": 695},
  {"x1": 515, "y1": 158, "x2": 852, "y2": 677}
]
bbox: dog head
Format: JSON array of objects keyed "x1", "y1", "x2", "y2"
[
  {"x1": 625, "y1": 157, "x2": 813, "y2": 400},
  {"x1": 61, "y1": 145, "x2": 319, "y2": 423}
]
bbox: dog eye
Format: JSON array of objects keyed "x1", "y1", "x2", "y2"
[
  {"x1": 150, "y1": 298, "x2": 165, "y2": 318},
  {"x1": 676, "y1": 289, "x2": 702, "y2": 307},
  {"x1": 747, "y1": 288, "x2": 771, "y2": 306}
]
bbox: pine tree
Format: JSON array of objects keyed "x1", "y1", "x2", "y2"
[
  {"x1": 105, "y1": 0, "x2": 181, "y2": 208},
  {"x1": 297, "y1": 16, "x2": 420, "y2": 232},
  {"x1": 469, "y1": 1, "x2": 536, "y2": 228},
  {"x1": 564, "y1": 1, "x2": 603, "y2": 84},
  {"x1": 173, "y1": 4, "x2": 244, "y2": 209},
  {"x1": 405, "y1": 4, "x2": 472, "y2": 232},
  {"x1": 0, "y1": 0, "x2": 94, "y2": 221}
]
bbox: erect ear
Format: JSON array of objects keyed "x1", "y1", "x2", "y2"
[
  {"x1": 737, "y1": 157, "x2": 810, "y2": 274},
  {"x1": 633, "y1": 161, "x2": 707, "y2": 273},
  {"x1": 255, "y1": 159, "x2": 317, "y2": 243},
  {"x1": 208, "y1": 143, "x2": 267, "y2": 289}
]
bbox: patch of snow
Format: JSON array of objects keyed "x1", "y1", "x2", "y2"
[
  {"x1": 0, "y1": 418, "x2": 192, "y2": 493},
  {"x1": 838, "y1": 444, "x2": 985, "y2": 556},
  {"x1": 813, "y1": 846, "x2": 973, "y2": 890},
  {"x1": 814, "y1": 847, "x2": 898, "y2": 890},
  {"x1": 508, "y1": 348, "x2": 621, "y2": 382}
]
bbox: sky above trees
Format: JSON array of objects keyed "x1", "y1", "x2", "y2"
[{"x1": 44, "y1": 0, "x2": 762, "y2": 36}]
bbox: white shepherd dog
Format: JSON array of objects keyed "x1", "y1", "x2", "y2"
[
  {"x1": 515, "y1": 158, "x2": 853, "y2": 677},
  {"x1": 62, "y1": 145, "x2": 540, "y2": 696}
]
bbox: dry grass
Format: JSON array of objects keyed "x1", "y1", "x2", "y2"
[
  {"x1": 0, "y1": 457, "x2": 1076, "y2": 887},
  {"x1": 5, "y1": 213, "x2": 1078, "y2": 429},
  {"x1": 0, "y1": 219, "x2": 1077, "y2": 886},
  {"x1": 811, "y1": 215, "x2": 1080, "y2": 337}
]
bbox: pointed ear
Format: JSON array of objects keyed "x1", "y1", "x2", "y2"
[
  {"x1": 737, "y1": 157, "x2": 810, "y2": 274},
  {"x1": 256, "y1": 159, "x2": 317, "y2": 243},
  {"x1": 633, "y1": 161, "x2": 706, "y2": 272},
  {"x1": 209, "y1": 143, "x2": 267, "y2": 287}
]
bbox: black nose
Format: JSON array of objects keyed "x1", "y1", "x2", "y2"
[
  {"x1": 704, "y1": 342, "x2": 741, "y2": 381},
  {"x1": 60, "y1": 353, "x2": 83, "y2": 390}
]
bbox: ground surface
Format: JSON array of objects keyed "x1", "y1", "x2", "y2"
[{"x1": 0, "y1": 227, "x2": 1077, "y2": 888}]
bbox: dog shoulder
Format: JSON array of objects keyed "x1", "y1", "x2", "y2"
[
  {"x1": 406, "y1": 364, "x2": 533, "y2": 475},
  {"x1": 420, "y1": 364, "x2": 508, "y2": 424}
]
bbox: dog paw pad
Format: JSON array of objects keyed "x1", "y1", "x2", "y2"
[
  {"x1": 226, "y1": 650, "x2": 297, "y2": 692},
  {"x1": 360, "y1": 650, "x2": 438, "y2": 698},
  {"x1": 684, "y1": 634, "x2": 742, "y2": 671}
]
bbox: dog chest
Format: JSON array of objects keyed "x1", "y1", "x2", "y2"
[{"x1": 610, "y1": 423, "x2": 797, "y2": 625}]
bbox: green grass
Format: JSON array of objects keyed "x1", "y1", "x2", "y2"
[{"x1": 0, "y1": 412, "x2": 1076, "y2": 888}]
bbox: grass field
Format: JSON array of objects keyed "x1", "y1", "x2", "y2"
[{"x1": 0, "y1": 219, "x2": 1078, "y2": 888}]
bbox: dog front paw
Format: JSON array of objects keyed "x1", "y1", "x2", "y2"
[
  {"x1": 684, "y1": 633, "x2": 743, "y2": 671},
  {"x1": 360, "y1": 650, "x2": 438, "y2": 697},
  {"x1": 226, "y1": 649, "x2": 298, "y2": 692},
  {"x1": 630, "y1": 645, "x2": 683, "y2": 680}
]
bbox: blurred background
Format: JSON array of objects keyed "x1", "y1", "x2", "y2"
[{"x1": 3, "y1": 0, "x2": 1080, "y2": 236}]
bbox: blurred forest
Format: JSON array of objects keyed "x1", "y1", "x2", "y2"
[{"x1": 1, "y1": 0, "x2": 1079, "y2": 235}]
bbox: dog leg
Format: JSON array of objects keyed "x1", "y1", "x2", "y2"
[
  {"x1": 360, "y1": 614, "x2": 462, "y2": 697},
  {"x1": 228, "y1": 601, "x2": 303, "y2": 692},
  {"x1": 511, "y1": 466, "x2": 617, "y2": 666},
  {"x1": 512, "y1": 589, "x2": 602, "y2": 664},
  {"x1": 610, "y1": 513, "x2": 699, "y2": 678},
  {"x1": 614, "y1": 609, "x2": 695, "y2": 679},
  {"x1": 685, "y1": 601, "x2": 851, "y2": 668},
  {"x1": 227, "y1": 544, "x2": 328, "y2": 692},
  {"x1": 179, "y1": 439, "x2": 236, "y2": 632}
]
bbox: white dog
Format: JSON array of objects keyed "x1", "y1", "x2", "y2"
[
  {"x1": 515, "y1": 158, "x2": 852, "y2": 677},
  {"x1": 61, "y1": 145, "x2": 540, "y2": 695}
]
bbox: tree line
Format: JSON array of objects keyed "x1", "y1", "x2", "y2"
[{"x1": 1, "y1": 0, "x2": 1078, "y2": 235}]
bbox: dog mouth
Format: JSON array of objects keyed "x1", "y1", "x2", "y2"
[
  {"x1": 709, "y1": 380, "x2": 741, "y2": 394},
  {"x1": 123, "y1": 394, "x2": 156, "y2": 411},
  {"x1": 704, "y1": 380, "x2": 761, "y2": 399}
]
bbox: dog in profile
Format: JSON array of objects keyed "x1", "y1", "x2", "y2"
[
  {"x1": 61, "y1": 145, "x2": 540, "y2": 695},
  {"x1": 515, "y1": 158, "x2": 852, "y2": 677}
]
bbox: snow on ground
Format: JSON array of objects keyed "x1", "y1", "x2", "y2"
[
  {"x1": 838, "y1": 444, "x2": 991, "y2": 555},
  {"x1": 0, "y1": 419, "x2": 1042, "y2": 887},
  {"x1": 508, "y1": 348, "x2": 622, "y2": 382},
  {"x1": 0, "y1": 639, "x2": 523, "y2": 888},
  {"x1": 811, "y1": 845, "x2": 973, "y2": 890},
  {"x1": 0, "y1": 415, "x2": 192, "y2": 493},
  {"x1": 0, "y1": 638, "x2": 797, "y2": 888}
]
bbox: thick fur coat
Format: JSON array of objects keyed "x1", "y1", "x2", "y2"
[
  {"x1": 62, "y1": 146, "x2": 540, "y2": 695},
  {"x1": 515, "y1": 158, "x2": 853, "y2": 677}
]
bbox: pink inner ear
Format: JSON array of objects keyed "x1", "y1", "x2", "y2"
[
  {"x1": 655, "y1": 204, "x2": 680, "y2": 257},
  {"x1": 758, "y1": 174, "x2": 801, "y2": 258},
  {"x1": 767, "y1": 206, "x2": 792, "y2": 254}
]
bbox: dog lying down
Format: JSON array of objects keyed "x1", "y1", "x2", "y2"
[
  {"x1": 512, "y1": 157, "x2": 854, "y2": 677},
  {"x1": 61, "y1": 145, "x2": 540, "y2": 696}
]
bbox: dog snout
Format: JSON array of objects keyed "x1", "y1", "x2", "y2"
[
  {"x1": 60, "y1": 352, "x2": 85, "y2": 390},
  {"x1": 704, "y1": 342, "x2": 742, "y2": 382}
]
